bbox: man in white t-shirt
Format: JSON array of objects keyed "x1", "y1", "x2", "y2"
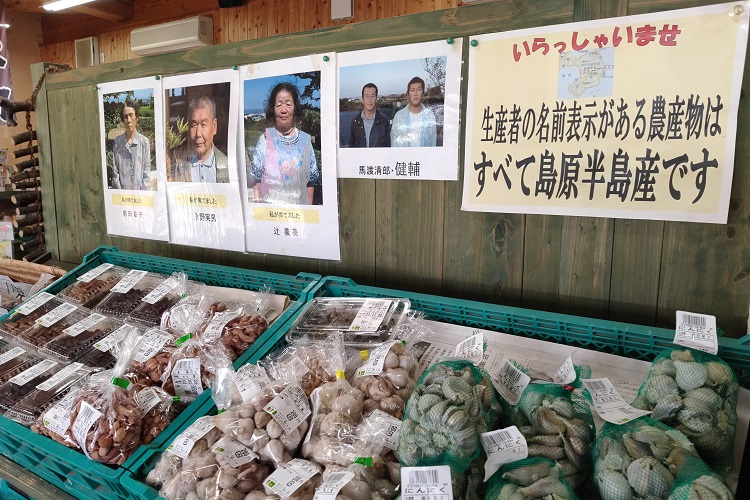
[{"x1": 390, "y1": 76, "x2": 437, "y2": 148}]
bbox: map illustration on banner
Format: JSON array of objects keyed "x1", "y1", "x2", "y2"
[{"x1": 462, "y1": 2, "x2": 749, "y2": 223}]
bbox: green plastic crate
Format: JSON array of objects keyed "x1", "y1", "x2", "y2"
[
  {"x1": 0, "y1": 246, "x2": 320, "y2": 500},
  {"x1": 0, "y1": 480, "x2": 29, "y2": 500}
]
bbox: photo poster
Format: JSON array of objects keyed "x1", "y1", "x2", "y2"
[
  {"x1": 97, "y1": 77, "x2": 169, "y2": 241},
  {"x1": 462, "y1": 2, "x2": 750, "y2": 223},
  {"x1": 238, "y1": 54, "x2": 341, "y2": 260},
  {"x1": 337, "y1": 39, "x2": 463, "y2": 180},
  {"x1": 163, "y1": 68, "x2": 245, "y2": 252}
]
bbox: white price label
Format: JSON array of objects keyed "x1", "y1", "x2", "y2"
[
  {"x1": 142, "y1": 278, "x2": 179, "y2": 305},
  {"x1": 16, "y1": 292, "x2": 55, "y2": 315},
  {"x1": 72, "y1": 401, "x2": 102, "y2": 457},
  {"x1": 9, "y1": 359, "x2": 58, "y2": 386},
  {"x1": 314, "y1": 471, "x2": 355, "y2": 500},
  {"x1": 288, "y1": 356, "x2": 310, "y2": 379},
  {"x1": 490, "y1": 358, "x2": 531, "y2": 405},
  {"x1": 363, "y1": 409, "x2": 402, "y2": 451},
  {"x1": 349, "y1": 299, "x2": 391, "y2": 331},
  {"x1": 264, "y1": 459, "x2": 320, "y2": 498},
  {"x1": 37, "y1": 303, "x2": 78, "y2": 328},
  {"x1": 211, "y1": 437, "x2": 258, "y2": 467},
  {"x1": 171, "y1": 357, "x2": 203, "y2": 399},
  {"x1": 235, "y1": 363, "x2": 271, "y2": 403},
  {"x1": 0, "y1": 347, "x2": 26, "y2": 366},
  {"x1": 481, "y1": 426, "x2": 528, "y2": 481},
  {"x1": 357, "y1": 340, "x2": 398, "y2": 376},
  {"x1": 135, "y1": 387, "x2": 163, "y2": 414},
  {"x1": 167, "y1": 416, "x2": 215, "y2": 458},
  {"x1": 77, "y1": 263, "x2": 114, "y2": 283},
  {"x1": 36, "y1": 362, "x2": 84, "y2": 392},
  {"x1": 202, "y1": 310, "x2": 242, "y2": 341},
  {"x1": 401, "y1": 466, "x2": 453, "y2": 500},
  {"x1": 94, "y1": 324, "x2": 136, "y2": 352},
  {"x1": 552, "y1": 356, "x2": 576, "y2": 385},
  {"x1": 64, "y1": 313, "x2": 107, "y2": 337},
  {"x1": 133, "y1": 330, "x2": 171, "y2": 362},
  {"x1": 110, "y1": 270, "x2": 148, "y2": 293},
  {"x1": 455, "y1": 332, "x2": 484, "y2": 363},
  {"x1": 43, "y1": 390, "x2": 78, "y2": 436},
  {"x1": 582, "y1": 378, "x2": 651, "y2": 424},
  {"x1": 674, "y1": 311, "x2": 718, "y2": 354},
  {"x1": 264, "y1": 384, "x2": 311, "y2": 434}
]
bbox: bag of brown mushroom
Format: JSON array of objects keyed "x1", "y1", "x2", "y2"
[
  {"x1": 123, "y1": 327, "x2": 180, "y2": 391},
  {"x1": 199, "y1": 298, "x2": 270, "y2": 363},
  {"x1": 134, "y1": 385, "x2": 181, "y2": 445}
]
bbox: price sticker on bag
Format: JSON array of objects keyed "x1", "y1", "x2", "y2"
[
  {"x1": 73, "y1": 401, "x2": 103, "y2": 456},
  {"x1": 142, "y1": 277, "x2": 179, "y2": 305},
  {"x1": 0, "y1": 347, "x2": 26, "y2": 366},
  {"x1": 94, "y1": 323, "x2": 137, "y2": 352},
  {"x1": 264, "y1": 384, "x2": 311, "y2": 434},
  {"x1": 203, "y1": 310, "x2": 242, "y2": 341},
  {"x1": 552, "y1": 355, "x2": 576, "y2": 385},
  {"x1": 401, "y1": 466, "x2": 453, "y2": 500},
  {"x1": 77, "y1": 263, "x2": 114, "y2": 283},
  {"x1": 582, "y1": 378, "x2": 651, "y2": 424},
  {"x1": 357, "y1": 340, "x2": 398, "y2": 376},
  {"x1": 490, "y1": 358, "x2": 531, "y2": 405},
  {"x1": 133, "y1": 330, "x2": 171, "y2": 362},
  {"x1": 455, "y1": 332, "x2": 484, "y2": 363},
  {"x1": 313, "y1": 471, "x2": 355, "y2": 500},
  {"x1": 171, "y1": 357, "x2": 203, "y2": 399},
  {"x1": 9, "y1": 359, "x2": 58, "y2": 386},
  {"x1": 111, "y1": 270, "x2": 148, "y2": 293},
  {"x1": 36, "y1": 362, "x2": 84, "y2": 392},
  {"x1": 16, "y1": 292, "x2": 55, "y2": 315},
  {"x1": 363, "y1": 409, "x2": 401, "y2": 451},
  {"x1": 349, "y1": 299, "x2": 391, "y2": 331},
  {"x1": 480, "y1": 426, "x2": 528, "y2": 480},
  {"x1": 43, "y1": 389, "x2": 78, "y2": 436},
  {"x1": 167, "y1": 416, "x2": 215, "y2": 458},
  {"x1": 135, "y1": 387, "x2": 163, "y2": 414},
  {"x1": 211, "y1": 437, "x2": 258, "y2": 468},
  {"x1": 235, "y1": 363, "x2": 271, "y2": 403},
  {"x1": 64, "y1": 313, "x2": 107, "y2": 337},
  {"x1": 37, "y1": 302, "x2": 78, "y2": 327},
  {"x1": 264, "y1": 459, "x2": 321, "y2": 498},
  {"x1": 674, "y1": 311, "x2": 718, "y2": 354}
]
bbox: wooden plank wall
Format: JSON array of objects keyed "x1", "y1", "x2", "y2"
[{"x1": 34, "y1": 0, "x2": 750, "y2": 338}]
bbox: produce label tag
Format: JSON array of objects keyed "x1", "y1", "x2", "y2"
[
  {"x1": 582, "y1": 378, "x2": 651, "y2": 424},
  {"x1": 167, "y1": 416, "x2": 215, "y2": 458},
  {"x1": 0, "y1": 347, "x2": 25, "y2": 365},
  {"x1": 288, "y1": 356, "x2": 310, "y2": 379},
  {"x1": 73, "y1": 401, "x2": 102, "y2": 457},
  {"x1": 16, "y1": 292, "x2": 55, "y2": 315},
  {"x1": 133, "y1": 330, "x2": 171, "y2": 362},
  {"x1": 135, "y1": 387, "x2": 163, "y2": 414},
  {"x1": 171, "y1": 357, "x2": 203, "y2": 399},
  {"x1": 674, "y1": 310, "x2": 718, "y2": 354},
  {"x1": 313, "y1": 471, "x2": 355, "y2": 500},
  {"x1": 264, "y1": 459, "x2": 320, "y2": 498},
  {"x1": 264, "y1": 383, "x2": 311, "y2": 434},
  {"x1": 455, "y1": 332, "x2": 484, "y2": 363},
  {"x1": 490, "y1": 358, "x2": 531, "y2": 405},
  {"x1": 349, "y1": 299, "x2": 391, "y2": 331},
  {"x1": 111, "y1": 270, "x2": 148, "y2": 293},
  {"x1": 357, "y1": 340, "x2": 398, "y2": 376},
  {"x1": 142, "y1": 278, "x2": 178, "y2": 305},
  {"x1": 9, "y1": 359, "x2": 58, "y2": 386},
  {"x1": 363, "y1": 409, "x2": 401, "y2": 450},
  {"x1": 552, "y1": 355, "x2": 576, "y2": 385},
  {"x1": 64, "y1": 313, "x2": 107, "y2": 337},
  {"x1": 203, "y1": 310, "x2": 242, "y2": 341},
  {"x1": 94, "y1": 324, "x2": 136, "y2": 352},
  {"x1": 212, "y1": 437, "x2": 258, "y2": 467},
  {"x1": 235, "y1": 363, "x2": 271, "y2": 403},
  {"x1": 77, "y1": 263, "x2": 114, "y2": 283},
  {"x1": 481, "y1": 426, "x2": 528, "y2": 481},
  {"x1": 37, "y1": 302, "x2": 78, "y2": 327},
  {"x1": 36, "y1": 362, "x2": 84, "y2": 391},
  {"x1": 401, "y1": 466, "x2": 453, "y2": 500},
  {"x1": 43, "y1": 390, "x2": 78, "y2": 436}
]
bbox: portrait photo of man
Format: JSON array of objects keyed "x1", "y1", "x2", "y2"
[
  {"x1": 391, "y1": 76, "x2": 437, "y2": 148},
  {"x1": 111, "y1": 103, "x2": 152, "y2": 190},
  {"x1": 349, "y1": 83, "x2": 391, "y2": 148}
]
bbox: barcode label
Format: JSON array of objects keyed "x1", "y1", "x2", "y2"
[
  {"x1": 135, "y1": 387, "x2": 162, "y2": 414},
  {"x1": 64, "y1": 313, "x2": 107, "y2": 337},
  {"x1": 674, "y1": 310, "x2": 717, "y2": 354},
  {"x1": 681, "y1": 313, "x2": 705, "y2": 327},
  {"x1": 36, "y1": 362, "x2": 84, "y2": 391},
  {"x1": 357, "y1": 340, "x2": 398, "y2": 376},
  {"x1": 552, "y1": 355, "x2": 576, "y2": 385},
  {"x1": 142, "y1": 278, "x2": 178, "y2": 304},
  {"x1": 490, "y1": 358, "x2": 530, "y2": 405},
  {"x1": 410, "y1": 470, "x2": 438, "y2": 484},
  {"x1": 9, "y1": 359, "x2": 58, "y2": 386},
  {"x1": 171, "y1": 358, "x2": 203, "y2": 399},
  {"x1": 133, "y1": 329, "x2": 171, "y2": 362},
  {"x1": 586, "y1": 380, "x2": 608, "y2": 391},
  {"x1": 314, "y1": 471, "x2": 355, "y2": 500},
  {"x1": 402, "y1": 466, "x2": 452, "y2": 500},
  {"x1": 480, "y1": 426, "x2": 528, "y2": 481},
  {"x1": 43, "y1": 390, "x2": 78, "y2": 436},
  {"x1": 77, "y1": 264, "x2": 114, "y2": 283},
  {"x1": 264, "y1": 384, "x2": 311, "y2": 434},
  {"x1": 487, "y1": 430, "x2": 512, "y2": 444},
  {"x1": 235, "y1": 363, "x2": 271, "y2": 403},
  {"x1": 582, "y1": 378, "x2": 651, "y2": 425},
  {"x1": 94, "y1": 323, "x2": 136, "y2": 352},
  {"x1": 202, "y1": 310, "x2": 242, "y2": 341},
  {"x1": 167, "y1": 416, "x2": 215, "y2": 458},
  {"x1": 16, "y1": 292, "x2": 55, "y2": 315},
  {"x1": 0, "y1": 347, "x2": 25, "y2": 365},
  {"x1": 455, "y1": 332, "x2": 483, "y2": 363},
  {"x1": 72, "y1": 401, "x2": 102, "y2": 457},
  {"x1": 37, "y1": 303, "x2": 78, "y2": 327},
  {"x1": 110, "y1": 270, "x2": 148, "y2": 293}
]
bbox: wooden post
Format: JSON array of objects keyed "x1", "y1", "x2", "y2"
[
  {"x1": 18, "y1": 224, "x2": 43, "y2": 237},
  {"x1": 11, "y1": 191, "x2": 41, "y2": 205},
  {"x1": 16, "y1": 203, "x2": 42, "y2": 216},
  {"x1": 13, "y1": 213, "x2": 43, "y2": 228},
  {"x1": 13, "y1": 145, "x2": 38, "y2": 158}
]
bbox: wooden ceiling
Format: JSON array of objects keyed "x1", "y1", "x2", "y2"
[{"x1": 5, "y1": 0, "x2": 134, "y2": 21}]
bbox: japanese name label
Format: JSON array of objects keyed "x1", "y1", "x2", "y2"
[
  {"x1": 64, "y1": 313, "x2": 107, "y2": 337},
  {"x1": 365, "y1": 409, "x2": 402, "y2": 451},
  {"x1": 235, "y1": 363, "x2": 271, "y2": 403},
  {"x1": 211, "y1": 437, "x2": 258, "y2": 468},
  {"x1": 349, "y1": 299, "x2": 391, "y2": 331},
  {"x1": 313, "y1": 471, "x2": 355, "y2": 500},
  {"x1": 9, "y1": 359, "x2": 58, "y2": 386},
  {"x1": 111, "y1": 270, "x2": 148, "y2": 293},
  {"x1": 133, "y1": 330, "x2": 171, "y2": 362},
  {"x1": 36, "y1": 362, "x2": 84, "y2": 391},
  {"x1": 142, "y1": 277, "x2": 179, "y2": 305},
  {"x1": 263, "y1": 459, "x2": 320, "y2": 498},
  {"x1": 491, "y1": 358, "x2": 531, "y2": 405},
  {"x1": 135, "y1": 387, "x2": 163, "y2": 414},
  {"x1": 0, "y1": 347, "x2": 25, "y2": 365},
  {"x1": 167, "y1": 416, "x2": 215, "y2": 458},
  {"x1": 203, "y1": 310, "x2": 242, "y2": 342},
  {"x1": 43, "y1": 389, "x2": 78, "y2": 436},
  {"x1": 674, "y1": 310, "x2": 718, "y2": 354},
  {"x1": 553, "y1": 355, "x2": 576, "y2": 385},
  {"x1": 455, "y1": 332, "x2": 484, "y2": 364},
  {"x1": 37, "y1": 303, "x2": 78, "y2": 327},
  {"x1": 77, "y1": 263, "x2": 114, "y2": 283},
  {"x1": 401, "y1": 465, "x2": 453, "y2": 500},
  {"x1": 480, "y1": 426, "x2": 528, "y2": 481},
  {"x1": 16, "y1": 292, "x2": 54, "y2": 315},
  {"x1": 94, "y1": 324, "x2": 136, "y2": 352},
  {"x1": 263, "y1": 384, "x2": 311, "y2": 434},
  {"x1": 582, "y1": 378, "x2": 651, "y2": 424},
  {"x1": 171, "y1": 357, "x2": 203, "y2": 399},
  {"x1": 357, "y1": 341, "x2": 398, "y2": 376},
  {"x1": 73, "y1": 401, "x2": 102, "y2": 455}
]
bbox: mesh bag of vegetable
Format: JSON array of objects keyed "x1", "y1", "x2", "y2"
[
  {"x1": 485, "y1": 457, "x2": 578, "y2": 499},
  {"x1": 667, "y1": 452, "x2": 733, "y2": 500}
]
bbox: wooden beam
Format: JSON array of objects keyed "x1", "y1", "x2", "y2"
[{"x1": 69, "y1": 0, "x2": 134, "y2": 22}]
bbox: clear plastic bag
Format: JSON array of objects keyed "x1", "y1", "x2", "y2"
[
  {"x1": 0, "y1": 358, "x2": 64, "y2": 412},
  {"x1": 135, "y1": 386, "x2": 181, "y2": 445},
  {"x1": 199, "y1": 298, "x2": 269, "y2": 362},
  {"x1": 0, "y1": 345, "x2": 41, "y2": 384},
  {"x1": 78, "y1": 323, "x2": 142, "y2": 370},
  {"x1": 124, "y1": 327, "x2": 180, "y2": 391},
  {"x1": 94, "y1": 271, "x2": 168, "y2": 319},
  {"x1": 58, "y1": 264, "x2": 130, "y2": 308},
  {"x1": 31, "y1": 385, "x2": 82, "y2": 449}
]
